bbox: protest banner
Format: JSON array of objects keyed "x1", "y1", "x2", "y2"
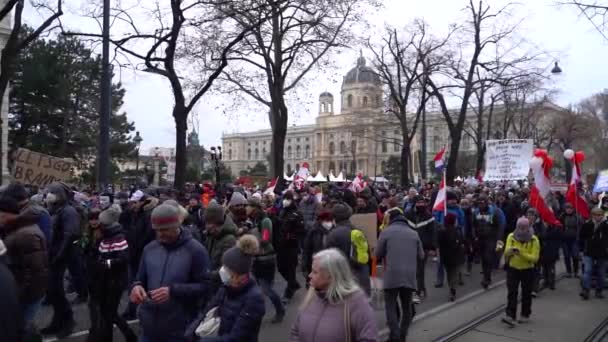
[
  {"x1": 483, "y1": 139, "x2": 533, "y2": 181},
  {"x1": 350, "y1": 213, "x2": 377, "y2": 250},
  {"x1": 12, "y1": 148, "x2": 73, "y2": 187},
  {"x1": 593, "y1": 169, "x2": 608, "y2": 193}
]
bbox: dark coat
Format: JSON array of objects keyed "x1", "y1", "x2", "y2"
[
  {"x1": 186, "y1": 279, "x2": 265, "y2": 342},
  {"x1": 89, "y1": 223, "x2": 130, "y2": 298},
  {"x1": 438, "y1": 226, "x2": 466, "y2": 269},
  {"x1": 0, "y1": 259, "x2": 22, "y2": 342},
  {"x1": 538, "y1": 225, "x2": 563, "y2": 264},
  {"x1": 580, "y1": 219, "x2": 608, "y2": 259},
  {"x1": 128, "y1": 197, "x2": 158, "y2": 270},
  {"x1": 3, "y1": 209, "x2": 48, "y2": 303},
  {"x1": 47, "y1": 183, "x2": 81, "y2": 266},
  {"x1": 473, "y1": 206, "x2": 503, "y2": 241},
  {"x1": 301, "y1": 223, "x2": 330, "y2": 275},
  {"x1": 404, "y1": 208, "x2": 437, "y2": 251},
  {"x1": 277, "y1": 206, "x2": 305, "y2": 249},
  {"x1": 560, "y1": 212, "x2": 582, "y2": 241},
  {"x1": 135, "y1": 229, "x2": 210, "y2": 341}
]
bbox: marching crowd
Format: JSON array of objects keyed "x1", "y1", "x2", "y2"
[{"x1": 0, "y1": 179, "x2": 607, "y2": 342}]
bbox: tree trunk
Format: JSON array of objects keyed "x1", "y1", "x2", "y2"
[
  {"x1": 400, "y1": 141, "x2": 410, "y2": 187},
  {"x1": 269, "y1": 99, "x2": 288, "y2": 179},
  {"x1": 476, "y1": 142, "x2": 485, "y2": 174},
  {"x1": 446, "y1": 128, "x2": 462, "y2": 185},
  {"x1": 173, "y1": 106, "x2": 188, "y2": 189}
]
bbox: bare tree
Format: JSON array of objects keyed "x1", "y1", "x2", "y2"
[
  {"x1": 426, "y1": 0, "x2": 538, "y2": 183},
  {"x1": 369, "y1": 20, "x2": 449, "y2": 186},
  {"x1": 64, "y1": 0, "x2": 272, "y2": 189},
  {"x1": 0, "y1": 0, "x2": 63, "y2": 183},
  {"x1": 221, "y1": 0, "x2": 375, "y2": 178},
  {"x1": 562, "y1": 1, "x2": 608, "y2": 41}
]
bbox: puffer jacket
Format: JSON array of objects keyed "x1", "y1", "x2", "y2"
[
  {"x1": 89, "y1": 222, "x2": 130, "y2": 297},
  {"x1": 3, "y1": 209, "x2": 48, "y2": 303},
  {"x1": 405, "y1": 208, "x2": 437, "y2": 251},
  {"x1": 134, "y1": 229, "x2": 210, "y2": 342},
  {"x1": 47, "y1": 182, "x2": 81, "y2": 266},
  {"x1": 205, "y1": 215, "x2": 237, "y2": 272},
  {"x1": 128, "y1": 197, "x2": 158, "y2": 270},
  {"x1": 298, "y1": 197, "x2": 319, "y2": 232},
  {"x1": 186, "y1": 278, "x2": 265, "y2": 342},
  {"x1": 472, "y1": 206, "x2": 504, "y2": 241}
]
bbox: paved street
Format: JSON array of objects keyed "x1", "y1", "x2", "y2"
[{"x1": 38, "y1": 258, "x2": 505, "y2": 342}]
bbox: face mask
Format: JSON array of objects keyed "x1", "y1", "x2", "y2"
[
  {"x1": 219, "y1": 266, "x2": 231, "y2": 286},
  {"x1": 45, "y1": 193, "x2": 58, "y2": 205},
  {"x1": 283, "y1": 200, "x2": 292, "y2": 208},
  {"x1": 321, "y1": 222, "x2": 333, "y2": 230}
]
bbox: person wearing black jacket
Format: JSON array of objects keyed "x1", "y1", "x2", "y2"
[
  {"x1": 580, "y1": 208, "x2": 608, "y2": 300},
  {"x1": 87, "y1": 205, "x2": 136, "y2": 342},
  {"x1": 276, "y1": 191, "x2": 305, "y2": 301},
  {"x1": 0, "y1": 239, "x2": 23, "y2": 342},
  {"x1": 184, "y1": 196, "x2": 205, "y2": 245},
  {"x1": 438, "y1": 213, "x2": 466, "y2": 301},
  {"x1": 560, "y1": 203, "x2": 582, "y2": 277},
  {"x1": 301, "y1": 210, "x2": 334, "y2": 286},
  {"x1": 404, "y1": 195, "x2": 437, "y2": 300},
  {"x1": 42, "y1": 182, "x2": 81, "y2": 338},
  {"x1": 537, "y1": 223, "x2": 563, "y2": 290}
]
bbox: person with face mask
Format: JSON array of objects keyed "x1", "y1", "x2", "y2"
[
  {"x1": 290, "y1": 248, "x2": 377, "y2": 342},
  {"x1": 560, "y1": 203, "x2": 583, "y2": 277},
  {"x1": 473, "y1": 195, "x2": 504, "y2": 290},
  {"x1": 227, "y1": 192, "x2": 249, "y2": 236},
  {"x1": 579, "y1": 207, "x2": 608, "y2": 300},
  {"x1": 276, "y1": 191, "x2": 306, "y2": 302},
  {"x1": 298, "y1": 188, "x2": 320, "y2": 238},
  {"x1": 130, "y1": 204, "x2": 210, "y2": 342},
  {"x1": 247, "y1": 197, "x2": 285, "y2": 323},
  {"x1": 41, "y1": 182, "x2": 82, "y2": 337},
  {"x1": 404, "y1": 195, "x2": 436, "y2": 302},
  {"x1": 302, "y1": 211, "x2": 335, "y2": 287},
  {"x1": 185, "y1": 197, "x2": 206, "y2": 245},
  {"x1": 186, "y1": 235, "x2": 265, "y2": 341},
  {"x1": 204, "y1": 201, "x2": 237, "y2": 295}
]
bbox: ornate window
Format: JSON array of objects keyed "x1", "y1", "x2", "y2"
[
  {"x1": 305, "y1": 145, "x2": 310, "y2": 158},
  {"x1": 287, "y1": 146, "x2": 292, "y2": 158},
  {"x1": 329, "y1": 161, "x2": 336, "y2": 172},
  {"x1": 351, "y1": 140, "x2": 357, "y2": 153},
  {"x1": 347, "y1": 94, "x2": 353, "y2": 108},
  {"x1": 254, "y1": 148, "x2": 259, "y2": 160},
  {"x1": 287, "y1": 164, "x2": 292, "y2": 174},
  {"x1": 363, "y1": 96, "x2": 368, "y2": 106},
  {"x1": 329, "y1": 142, "x2": 335, "y2": 155},
  {"x1": 394, "y1": 140, "x2": 400, "y2": 152},
  {"x1": 228, "y1": 150, "x2": 232, "y2": 160},
  {"x1": 296, "y1": 145, "x2": 301, "y2": 158},
  {"x1": 382, "y1": 140, "x2": 388, "y2": 153},
  {"x1": 247, "y1": 149, "x2": 251, "y2": 160},
  {"x1": 340, "y1": 141, "x2": 346, "y2": 154}
]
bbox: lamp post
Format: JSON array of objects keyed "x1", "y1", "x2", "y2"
[
  {"x1": 210, "y1": 146, "x2": 222, "y2": 193},
  {"x1": 134, "y1": 131, "x2": 143, "y2": 173},
  {"x1": 97, "y1": 0, "x2": 112, "y2": 191},
  {"x1": 153, "y1": 147, "x2": 160, "y2": 186}
]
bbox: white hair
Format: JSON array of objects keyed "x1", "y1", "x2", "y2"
[{"x1": 308, "y1": 248, "x2": 360, "y2": 305}]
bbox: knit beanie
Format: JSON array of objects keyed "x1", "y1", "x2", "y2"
[
  {"x1": 205, "y1": 202, "x2": 225, "y2": 225},
  {"x1": 332, "y1": 203, "x2": 353, "y2": 223},
  {"x1": 0, "y1": 195, "x2": 21, "y2": 214},
  {"x1": 151, "y1": 204, "x2": 181, "y2": 230},
  {"x1": 228, "y1": 192, "x2": 247, "y2": 207},
  {"x1": 163, "y1": 199, "x2": 189, "y2": 223},
  {"x1": 99, "y1": 204, "x2": 122, "y2": 226},
  {"x1": 247, "y1": 197, "x2": 262, "y2": 209},
  {"x1": 222, "y1": 234, "x2": 260, "y2": 275}
]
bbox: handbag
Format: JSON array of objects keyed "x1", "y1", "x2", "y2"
[
  {"x1": 195, "y1": 306, "x2": 221, "y2": 337},
  {"x1": 344, "y1": 298, "x2": 351, "y2": 342}
]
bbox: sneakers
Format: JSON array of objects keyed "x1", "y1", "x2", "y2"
[
  {"x1": 412, "y1": 294, "x2": 421, "y2": 304},
  {"x1": 580, "y1": 289, "x2": 590, "y2": 300},
  {"x1": 481, "y1": 280, "x2": 489, "y2": 290},
  {"x1": 502, "y1": 315, "x2": 516, "y2": 327},
  {"x1": 518, "y1": 316, "x2": 530, "y2": 324},
  {"x1": 449, "y1": 288, "x2": 456, "y2": 302}
]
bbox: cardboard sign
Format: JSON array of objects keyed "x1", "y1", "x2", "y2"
[
  {"x1": 594, "y1": 169, "x2": 608, "y2": 193},
  {"x1": 484, "y1": 139, "x2": 533, "y2": 181},
  {"x1": 12, "y1": 148, "x2": 73, "y2": 186},
  {"x1": 350, "y1": 213, "x2": 378, "y2": 250}
]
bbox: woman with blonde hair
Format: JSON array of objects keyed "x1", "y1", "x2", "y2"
[{"x1": 290, "y1": 248, "x2": 378, "y2": 342}]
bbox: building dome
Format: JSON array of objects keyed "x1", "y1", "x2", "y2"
[
  {"x1": 343, "y1": 54, "x2": 381, "y2": 86},
  {"x1": 320, "y1": 91, "x2": 333, "y2": 97}
]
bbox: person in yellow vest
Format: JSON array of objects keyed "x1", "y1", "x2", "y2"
[{"x1": 502, "y1": 217, "x2": 540, "y2": 327}]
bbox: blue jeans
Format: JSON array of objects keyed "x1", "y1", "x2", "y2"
[
  {"x1": 23, "y1": 298, "x2": 43, "y2": 329},
  {"x1": 582, "y1": 256, "x2": 606, "y2": 291},
  {"x1": 562, "y1": 239, "x2": 580, "y2": 274},
  {"x1": 257, "y1": 277, "x2": 285, "y2": 315}
]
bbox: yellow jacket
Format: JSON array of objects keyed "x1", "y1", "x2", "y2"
[{"x1": 503, "y1": 233, "x2": 540, "y2": 270}]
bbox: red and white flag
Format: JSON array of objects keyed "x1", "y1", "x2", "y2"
[
  {"x1": 434, "y1": 146, "x2": 446, "y2": 173},
  {"x1": 529, "y1": 150, "x2": 561, "y2": 226},
  {"x1": 264, "y1": 177, "x2": 278, "y2": 196},
  {"x1": 564, "y1": 150, "x2": 590, "y2": 219},
  {"x1": 433, "y1": 172, "x2": 447, "y2": 213},
  {"x1": 293, "y1": 162, "x2": 310, "y2": 190},
  {"x1": 349, "y1": 172, "x2": 367, "y2": 193}
]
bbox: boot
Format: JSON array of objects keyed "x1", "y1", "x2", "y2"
[
  {"x1": 55, "y1": 318, "x2": 76, "y2": 339},
  {"x1": 580, "y1": 289, "x2": 590, "y2": 300},
  {"x1": 40, "y1": 319, "x2": 61, "y2": 335},
  {"x1": 449, "y1": 288, "x2": 456, "y2": 302}
]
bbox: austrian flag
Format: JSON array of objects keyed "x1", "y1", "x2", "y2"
[
  {"x1": 564, "y1": 149, "x2": 590, "y2": 219},
  {"x1": 434, "y1": 147, "x2": 446, "y2": 173},
  {"x1": 528, "y1": 150, "x2": 561, "y2": 226}
]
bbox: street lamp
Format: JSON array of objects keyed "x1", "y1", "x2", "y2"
[
  {"x1": 134, "y1": 131, "x2": 143, "y2": 173},
  {"x1": 551, "y1": 61, "x2": 563, "y2": 74},
  {"x1": 210, "y1": 146, "x2": 222, "y2": 193},
  {"x1": 153, "y1": 147, "x2": 161, "y2": 186}
]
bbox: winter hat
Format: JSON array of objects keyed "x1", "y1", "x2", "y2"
[
  {"x1": 247, "y1": 197, "x2": 262, "y2": 209},
  {"x1": 99, "y1": 204, "x2": 122, "y2": 226},
  {"x1": 0, "y1": 195, "x2": 21, "y2": 214},
  {"x1": 4, "y1": 182, "x2": 29, "y2": 203},
  {"x1": 151, "y1": 204, "x2": 181, "y2": 230},
  {"x1": 317, "y1": 210, "x2": 334, "y2": 221},
  {"x1": 205, "y1": 201, "x2": 226, "y2": 225},
  {"x1": 445, "y1": 213, "x2": 457, "y2": 227},
  {"x1": 591, "y1": 207, "x2": 605, "y2": 216},
  {"x1": 332, "y1": 203, "x2": 353, "y2": 223},
  {"x1": 228, "y1": 192, "x2": 247, "y2": 207},
  {"x1": 222, "y1": 234, "x2": 260, "y2": 275},
  {"x1": 163, "y1": 199, "x2": 189, "y2": 223},
  {"x1": 564, "y1": 202, "x2": 574, "y2": 209}
]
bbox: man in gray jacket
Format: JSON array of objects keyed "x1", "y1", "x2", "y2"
[{"x1": 376, "y1": 209, "x2": 424, "y2": 342}]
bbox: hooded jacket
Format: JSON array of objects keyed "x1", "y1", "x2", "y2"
[
  {"x1": 134, "y1": 229, "x2": 210, "y2": 342},
  {"x1": 186, "y1": 278, "x2": 266, "y2": 342},
  {"x1": 128, "y1": 197, "x2": 159, "y2": 270},
  {"x1": 3, "y1": 209, "x2": 48, "y2": 303},
  {"x1": 205, "y1": 214, "x2": 237, "y2": 272},
  {"x1": 47, "y1": 182, "x2": 81, "y2": 265},
  {"x1": 404, "y1": 207, "x2": 437, "y2": 251}
]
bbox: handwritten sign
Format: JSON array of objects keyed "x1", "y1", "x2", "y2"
[
  {"x1": 594, "y1": 170, "x2": 608, "y2": 193},
  {"x1": 350, "y1": 213, "x2": 378, "y2": 250},
  {"x1": 483, "y1": 139, "x2": 533, "y2": 181},
  {"x1": 12, "y1": 148, "x2": 73, "y2": 186}
]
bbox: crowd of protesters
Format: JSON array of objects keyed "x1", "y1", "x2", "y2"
[{"x1": 0, "y1": 177, "x2": 606, "y2": 341}]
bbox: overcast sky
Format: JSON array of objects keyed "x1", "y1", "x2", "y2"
[{"x1": 25, "y1": 0, "x2": 608, "y2": 154}]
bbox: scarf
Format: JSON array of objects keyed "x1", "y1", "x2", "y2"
[{"x1": 514, "y1": 227, "x2": 535, "y2": 243}]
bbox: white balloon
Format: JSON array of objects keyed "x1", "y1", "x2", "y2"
[{"x1": 563, "y1": 149, "x2": 575, "y2": 160}]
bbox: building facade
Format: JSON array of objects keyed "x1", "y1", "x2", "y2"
[
  {"x1": 222, "y1": 55, "x2": 561, "y2": 180},
  {"x1": 0, "y1": 1, "x2": 10, "y2": 184}
]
